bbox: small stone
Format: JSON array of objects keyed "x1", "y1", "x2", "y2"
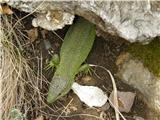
[
  {"x1": 109, "y1": 91, "x2": 136, "y2": 113},
  {"x1": 133, "y1": 116, "x2": 145, "y2": 120}
]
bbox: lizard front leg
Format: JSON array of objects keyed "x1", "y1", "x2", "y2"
[{"x1": 45, "y1": 54, "x2": 59, "y2": 70}]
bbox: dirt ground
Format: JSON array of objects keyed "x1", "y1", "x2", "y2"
[{"x1": 5, "y1": 8, "x2": 151, "y2": 120}]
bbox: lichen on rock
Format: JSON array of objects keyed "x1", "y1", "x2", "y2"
[{"x1": 127, "y1": 37, "x2": 160, "y2": 78}]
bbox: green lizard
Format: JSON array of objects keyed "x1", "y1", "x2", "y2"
[{"x1": 47, "y1": 17, "x2": 96, "y2": 103}]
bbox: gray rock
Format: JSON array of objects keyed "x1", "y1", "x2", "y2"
[
  {"x1": 3, "y1": 1, "x2": 160, "y2": 43},
  {"x1": 116, "y1": 53, "x2": 160, "y2": 113}
]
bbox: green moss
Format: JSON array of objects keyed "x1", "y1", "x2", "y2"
[{"x1": 127, "y1": 37, "x2": 160, "y2": 77}]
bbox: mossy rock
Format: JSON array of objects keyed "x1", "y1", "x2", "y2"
[{"x1": 128, "y1": 37, "x2": 160, "y2": 78}]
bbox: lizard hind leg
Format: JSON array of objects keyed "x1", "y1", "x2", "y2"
[{"x1": 78, "y1": 64, "x2": 92, "y2": 75}]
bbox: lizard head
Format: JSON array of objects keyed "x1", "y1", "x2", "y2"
[{"x1": 47, "y1": 76, "x2": 67, "y2": 103}]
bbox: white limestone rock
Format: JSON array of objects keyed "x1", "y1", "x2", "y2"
[
  {"x1": 72, "y1": 82, "x2": 108, "y2": 107},
  {"x1": 4, "y1": 1, "x2": 160, "y2": 43}
]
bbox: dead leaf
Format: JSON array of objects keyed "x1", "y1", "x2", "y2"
[
  {"x1": 109, "y1": 91, "x2": 136, "y2": 113},
  {"x1": 0, "y1": 5, "x2": 13, "y2": 15},
  {"x1": 34, "y1": 115, "x2": 44, "y2": 120},
  {"x1": 25, "y1": 28, "x2": 38, "y2": 42}
]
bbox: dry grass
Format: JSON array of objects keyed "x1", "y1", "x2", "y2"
[{"x1": 0, "y1": 14, "x2": 58, "y2": 120}]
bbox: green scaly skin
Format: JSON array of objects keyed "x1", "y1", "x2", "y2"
[{"x1": 47, "y1": 17, "x2": 96, "y2": 103}]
